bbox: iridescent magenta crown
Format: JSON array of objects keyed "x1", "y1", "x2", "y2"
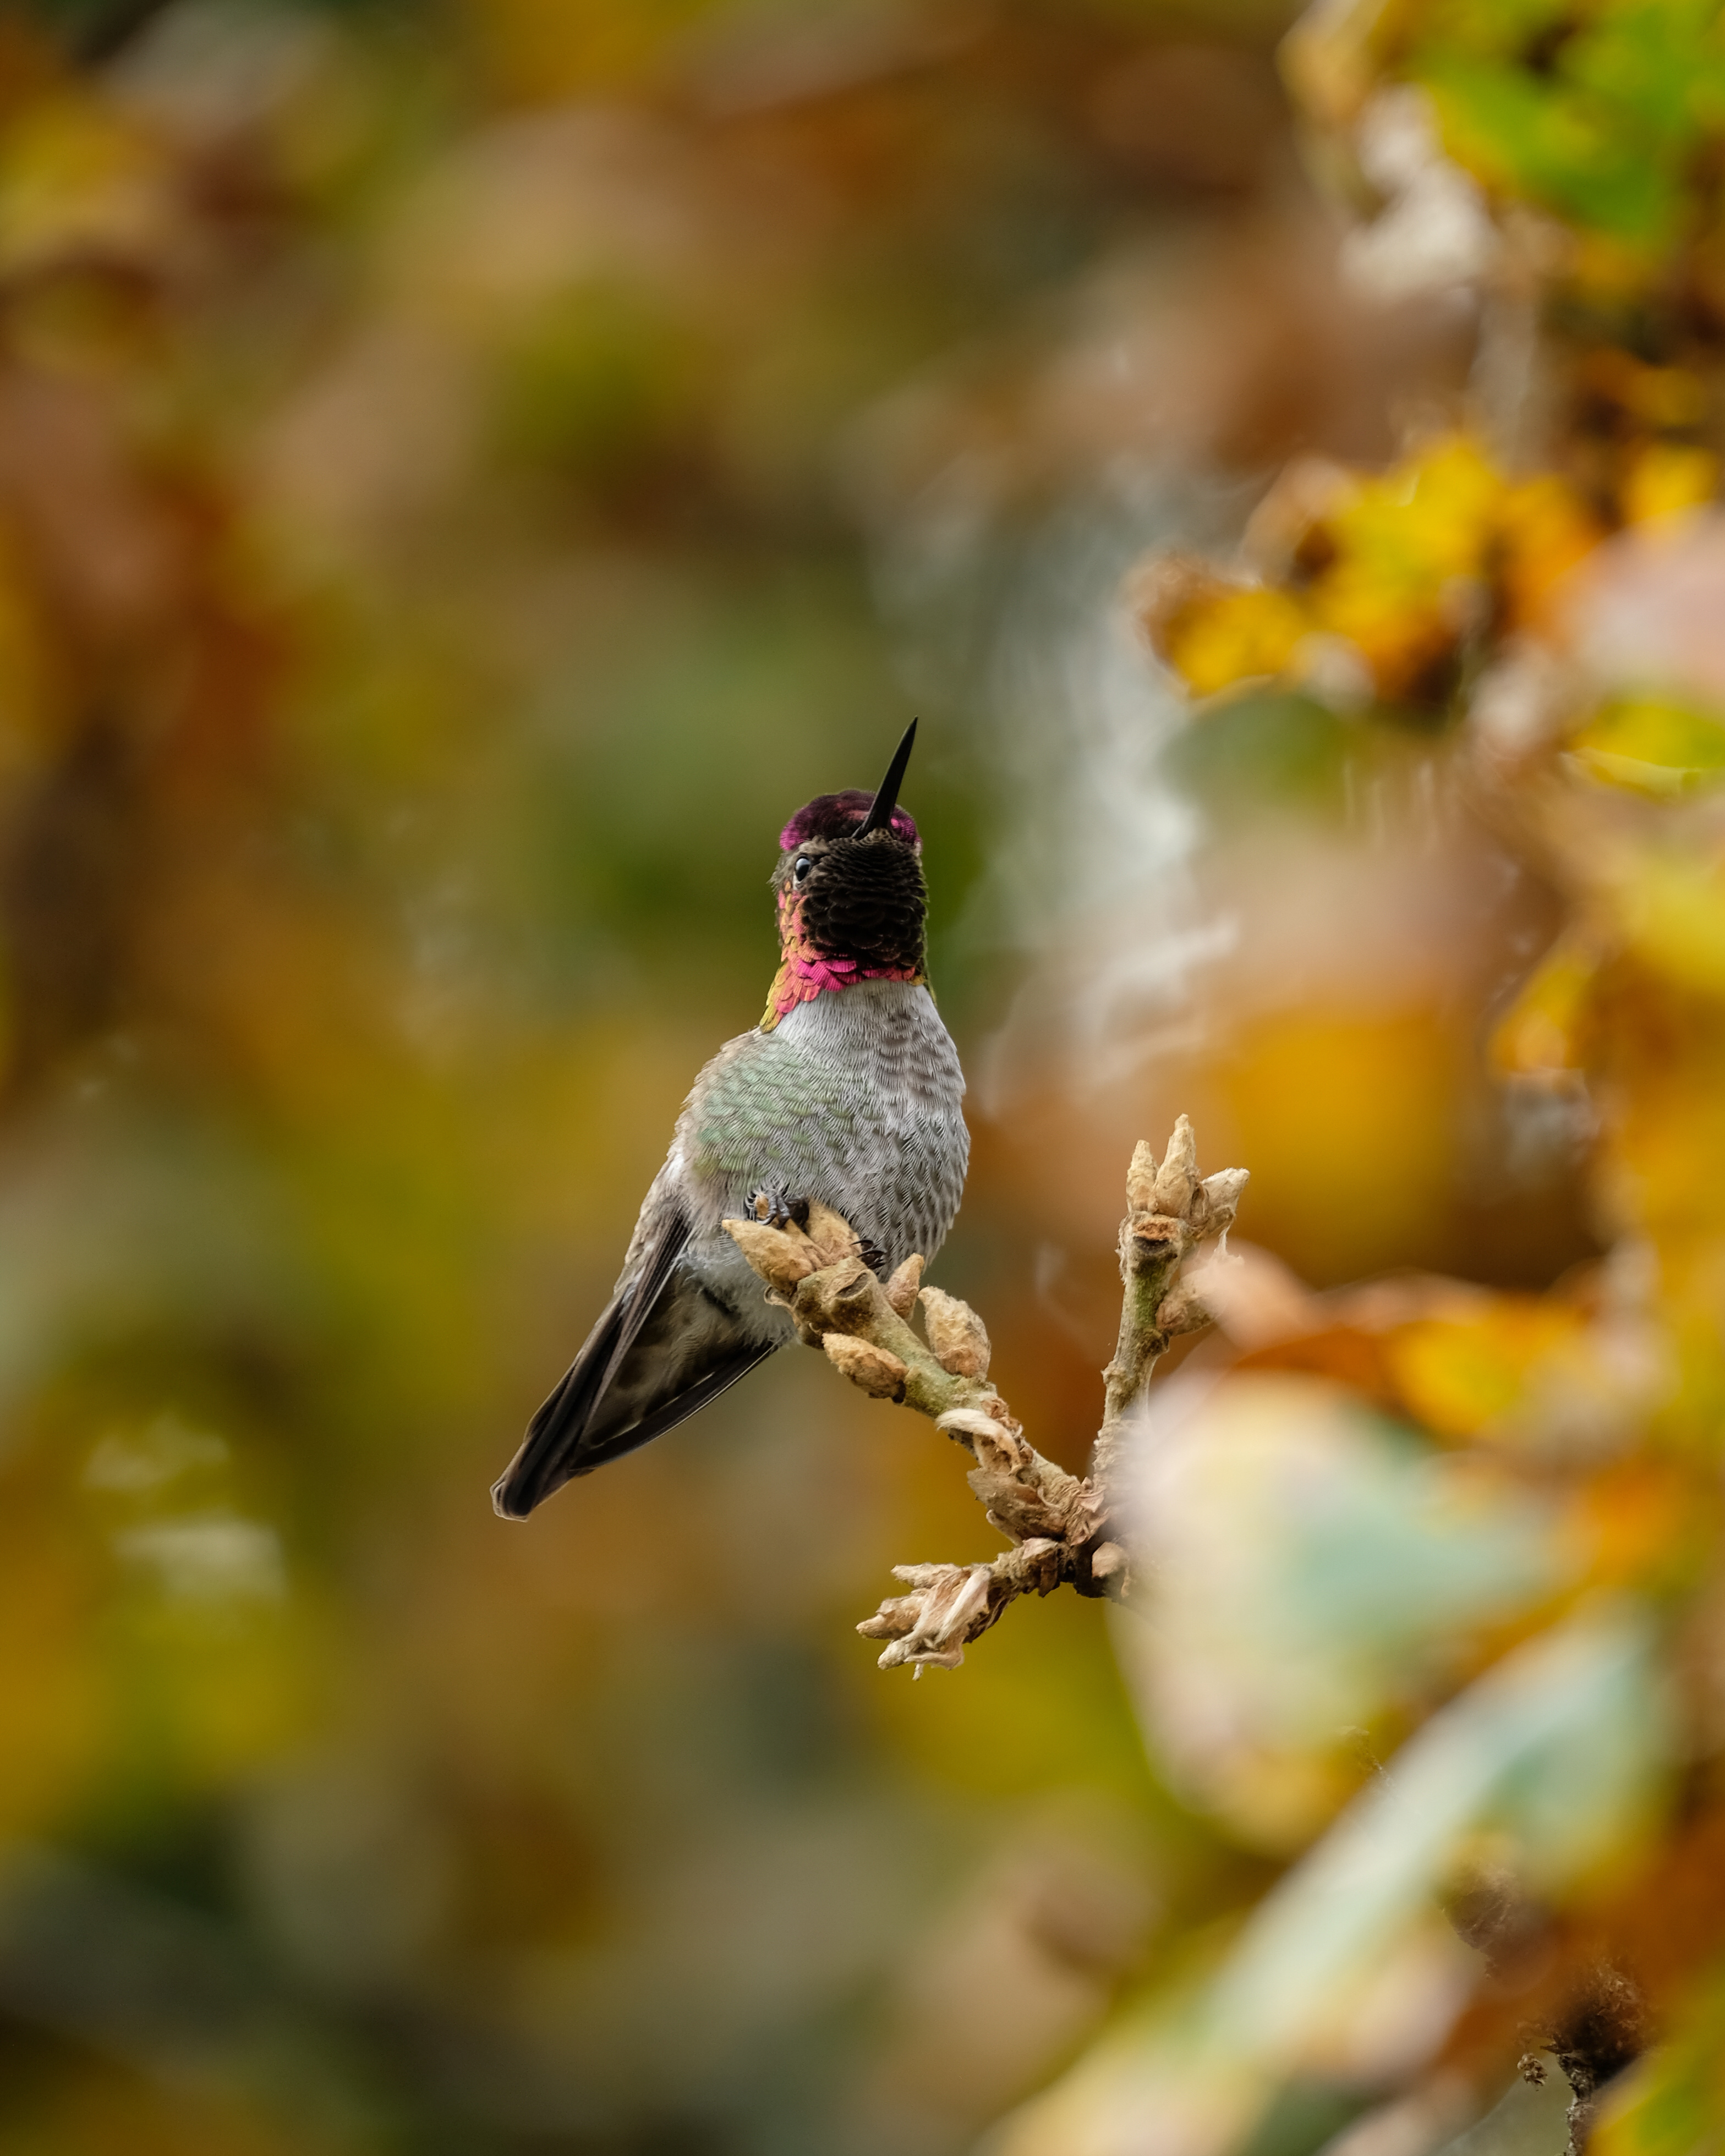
[{"x1": 779, "y1": 790, "x2": 918, "y2": 852}]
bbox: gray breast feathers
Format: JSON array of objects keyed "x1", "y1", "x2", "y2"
[{"x1": 673, "y1": 979, "x2": 968, "y2": 1274}]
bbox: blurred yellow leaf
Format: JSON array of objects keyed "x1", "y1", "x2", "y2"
[
  {"x1": 1163, "y1": 586, "x2": 1310, "y2": 699},
  {"x1": 1312, "y1": 435, "x2": 1502, "y2": 695},
  {"x1": 1585, "y1": 353, "x2": 1711, "y2": 432},
  {"x1": 1616, "y1": 851, "x2": 1725, "y2": 999},
  {"x1": 1386, "y1": 1301, "x2": 1586, "y2": 1441},
  {"x1": 1491, "y1": 934, "x2": 1600, "y2": 1078},
  {"x1": 1217, "y1": 1006, "x2": 1467, "y2": 1279},
  {"x1": 1572, "y1": 695, "x2": 1725, "y2": 797},
  {"x1": 1499, "y1": 474, "x2": 1604, "y2": 627},
  {"x1": 1622, "y1": 443, "x2": 1721, "y2": 528}
]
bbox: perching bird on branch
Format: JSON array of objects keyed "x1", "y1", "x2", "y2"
[{"x1": 492, "y1": 721, "x2": 969, "y2": 1517}]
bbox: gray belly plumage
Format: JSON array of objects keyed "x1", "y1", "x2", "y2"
[{"x1": 664, "y1": 979, "x2": 968, "y2": 1338}]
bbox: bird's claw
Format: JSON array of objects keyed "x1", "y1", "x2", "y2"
[{"x1": 748, "y1": 1187, "x2": 812, "y2": 1233}]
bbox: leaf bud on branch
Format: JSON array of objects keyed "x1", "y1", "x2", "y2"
[{"x1": 720, "y1": 1119, "x2": 1246, "y2": 1669}]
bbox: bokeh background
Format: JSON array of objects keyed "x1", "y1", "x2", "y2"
[{"x1": 0, "y1": 0, "x2": 1722, "y2": 2150}]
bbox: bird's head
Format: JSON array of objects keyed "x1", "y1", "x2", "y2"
[{"x1": 763, "y1": 723, "x2": 927, "y2": 1026}]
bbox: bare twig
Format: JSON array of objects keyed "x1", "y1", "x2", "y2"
[
  {"x1": 721, "y1": 1118, "x2": 1247, "y2": 1672},
  {"x1": 1095, "y1": 1117, "x2": 1249, "y2": 1493}
]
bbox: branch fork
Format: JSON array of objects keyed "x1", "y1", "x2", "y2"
[{"x1": 721, "y1": 1116, "x2": 1246, "y2": 1672}]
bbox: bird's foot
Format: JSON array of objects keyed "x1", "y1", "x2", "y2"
[
  {"x1": 747, "y1": 1188, "x2": 886, "y2": 1275},
  {"x1": 748, "y1": 1187, "x2": 812, "y2": 1233}
]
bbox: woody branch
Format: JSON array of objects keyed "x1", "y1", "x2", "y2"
[{"x1": 721, "y1": 1117, "x2": 1246, "y2": 1672}]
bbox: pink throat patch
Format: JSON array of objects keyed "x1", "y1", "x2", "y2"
[{"x1": 760, "y1": 892, "x2": 922, "y2": 1029}]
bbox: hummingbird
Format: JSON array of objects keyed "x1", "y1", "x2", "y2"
[{"x1": 492, "y1": 721, "x2": 968, "y2": 1517}]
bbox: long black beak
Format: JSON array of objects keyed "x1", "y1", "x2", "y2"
[{"x1": 856, "y1": 719, "x2": 917, "y2": 838}]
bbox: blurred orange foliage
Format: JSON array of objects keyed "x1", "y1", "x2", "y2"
[{"x1": 4, "y1": 0, "x2": 1725, "y2": 2150}]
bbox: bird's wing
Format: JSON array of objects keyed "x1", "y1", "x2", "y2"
[{"x1": 492, "y1": 1200, "x2": 774, "y2": 1518}]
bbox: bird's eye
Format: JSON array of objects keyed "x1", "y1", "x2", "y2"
[{"x1": 794, "y1": 856, "x2": 812, "y2": 882}]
